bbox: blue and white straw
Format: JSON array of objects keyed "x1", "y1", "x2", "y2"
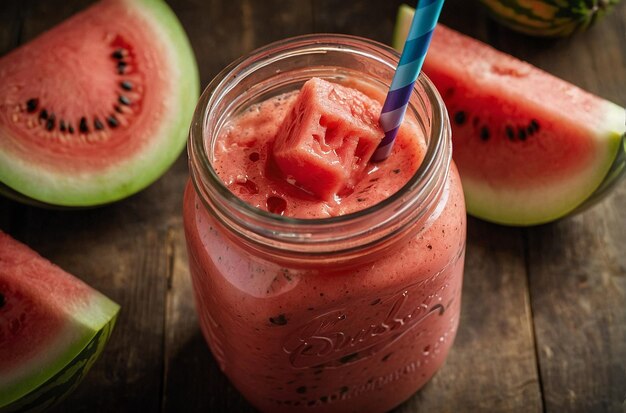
[{"x1": 371, "y1": 0, "x2": 445, "y2": 162}]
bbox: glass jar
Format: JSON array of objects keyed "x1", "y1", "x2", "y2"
[{"x1": 183, "y1": 34, "x2": 466, "y2": 413}]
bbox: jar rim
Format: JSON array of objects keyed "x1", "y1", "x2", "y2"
[{"x1": 188, "y1": 33, "x2": 451, "y2": 258}]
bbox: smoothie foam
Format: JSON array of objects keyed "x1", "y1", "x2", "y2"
[{"x1": 213, "y1": 79, "x2": 425, "y2": 218}]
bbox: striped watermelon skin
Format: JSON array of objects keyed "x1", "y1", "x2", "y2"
[
  {"x1": 0, "y1": 319, "x2": 117, "y2": 413},
  {"x1": 479, "y1": 0, "x2": 622, "y2": 37}
]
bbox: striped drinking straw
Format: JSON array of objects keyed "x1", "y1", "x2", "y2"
[{"x1": 371, "y1": 0, "x2": 445, "y2": 162}]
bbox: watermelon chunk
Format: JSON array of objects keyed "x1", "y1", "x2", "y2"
[
  {"x1": 0, "y1": 232, "x2": 119, "y2": 412},
  {"x1": 272, "y1": 78, "x2": 384, "y2": 201},
  {"x1": 394, "y1": 6, "x2": 625, "y2": 225}
]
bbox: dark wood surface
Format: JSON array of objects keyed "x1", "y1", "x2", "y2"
[{"x1": 1, "y1": 1, "x2": 625, "y2": 412}]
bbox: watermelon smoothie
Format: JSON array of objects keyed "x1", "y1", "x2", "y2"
[{"x1": 184, "y1": 35, "x2": 466, "y2": 413}]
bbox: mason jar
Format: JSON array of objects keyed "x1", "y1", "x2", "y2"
[{"x1": 183, "y1": 34, "x2": 466, "y2": 413}]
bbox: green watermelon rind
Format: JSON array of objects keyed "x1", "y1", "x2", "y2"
[
  {"x1": 0, "y1": 296, "x2": 120, "y2": 412},
  {"x1": 392, "y1": 4, "x2": 415, "y2": 53},
  {"x1": 464, "y1": 123, "x2": 624, "y2": 226},
  {"x1": 0, "y1": 0, "x2": 200, "y2": 207},
  {"x1": 478, "y1": 0, "x2": 621, "y2": 37}
]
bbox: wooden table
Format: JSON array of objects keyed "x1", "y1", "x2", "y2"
[{"x1": 1, "y1": 1, "x2": 624, "y2": 412}]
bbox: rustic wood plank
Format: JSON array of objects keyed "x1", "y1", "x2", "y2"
[
  {"x1": 0, "y1": 1, "x2": 22, "y2": 56},
  {"x1": 0, "y1": 0, "x2": 24, "y2": 230},
  {"x1": 171, "y1": 0, "x2": 315, "y2": 88},
  {"x1": 528, "y1": 184, "x2": 626, "y2": 413},
  {"x1": 312, "y1": 0, "x2": 405, "y2": 43}
]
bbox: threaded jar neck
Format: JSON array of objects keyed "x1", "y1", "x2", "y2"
[{"x1": 188, "y1": 34, "x2": 451, "y2": 265}]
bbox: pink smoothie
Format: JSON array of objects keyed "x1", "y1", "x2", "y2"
[{"x1": 183, "y1": 80, "x2": 466, "y2": 413}]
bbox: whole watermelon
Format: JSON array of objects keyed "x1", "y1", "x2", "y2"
[{"x1": 479, "y1": 0, "x2": 622, "y2": 37}]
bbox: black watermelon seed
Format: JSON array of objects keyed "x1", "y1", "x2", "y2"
[
  {"x1": 68, "y1": 125, "x2": 75, "y2": 134},
  {"x1": 79, "y1": 117, "x2": 89, "y2": 133},
  {"x1": 117, "y1": 61, "x2": 127, "y2": 74},
  {"x1": 94, "y1": 118, "x2": 104, "y2": 130},
  {"x1": 269, "y1": 314, "x2": 287, "y2": 325},
  {"x1": 0, "y1": 292, "x2": 5, "y2": 308},
  {"x1": 382, "y1": 353, "x2": 392, "y2": 361},
  {"x1": 26, "y1": 98, "x2": 38, "y2": 113},
  {"x1": 114, "y1": 105, "x2": 123, "y2": 113},
  {"x1": 505, "y1": 126, "x2": 515, "y2": 140},
  {"x1": 111, "y1": 49, "x2": 125, "y2": 59},
  {"x1": 60, "y1": 120, "x2": 66, "y2": 132},
  {"x1": 480, "y1": 126, "x2": 490, "y2": 141},
  {"x1": 248, "y1": 152, "x2": 260, "y2": 162},
  {"x1": 339, "y1": 353, "x2": 359, "y2": 364},
  {"x1": 320, "y1": 396, "x2": 328, "y2": 403},
  {"x1": 296, "y1": 386, "x2": 307, "y2": 394},
  {"x1": 46, "y1": 113, "x2": 56, "y2": 131},
  {"x1": 392, "y1": 168, "x2": 401, "y2": 174},
  {"x1": 453, "y1": 111, "x2": 466, "y2": 125},
  {"x1": 120, "y1": 80, "x2": 133, "y2": 91},
  {"x1": 119, "y1": 95, "x2": 131, "y2": 106},
  {"x1": 530, "y1": 119, "x2": 540, "y2": 132},
  {"x1": 518, "y1": 128, "x2": 527, "y2": 140},
  {"x1": 107, "y1": 115, "x2": 119, "y2": 128},
  {"x1": 340, "y1": 386, "x2": 349, "y2": 394},
  {"x1": 39, "y1": 109, "x2": 48, "y2": 120}
]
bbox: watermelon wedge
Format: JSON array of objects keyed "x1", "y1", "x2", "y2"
[
  {"x1": 0, "y1": 232, "x2": 119, "y2": 412},
  {"x1": 393, "y1": 5, "x2": 625, "y2": 226},
  {"x1": 272, "y1": 78, "x2": 383, "y2": 201},
  {"x1": 0, "y1": 0, "x2": 199, "y2": 207}
]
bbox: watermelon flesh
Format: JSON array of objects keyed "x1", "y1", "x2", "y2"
[
  {"x1": 272, "y1": 78, "x2": 384, "y2": 201},
  {"x1": 394, "y1": 6, "x2": 624, "y2": 225},
  {"x1": 0, "y1": 0, "x2": 199, "y2": 207},
  {"x1": 0, "y1": 232, "x2": 119, "y2": 412}
]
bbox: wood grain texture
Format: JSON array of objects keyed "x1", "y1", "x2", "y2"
[
  {"x1": 0, "y1": 1, "x2": 21, "y2": 55},
  {"x1": 169, "y1": 0, "x2": 314, "y2": 87},
  {"x1": 528, "y1": 184, "x2": 626, "y2": 413},
  {"x1": 0, "y1": 0, "x2": 22, "y2": 230}
]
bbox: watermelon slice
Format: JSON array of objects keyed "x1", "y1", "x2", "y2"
[
  {"x1": 0, "y1": 232, "x2": 119, "y2": 412},
  {"x1": 272, "y1": 78, "x2": 384, "y2": 201},
  {"x1": 393, "y1": 5, "x2": 625, "y2": 226},
  {"x1": 0, "y1": 0, "x2": 199, "y2": 207}
]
